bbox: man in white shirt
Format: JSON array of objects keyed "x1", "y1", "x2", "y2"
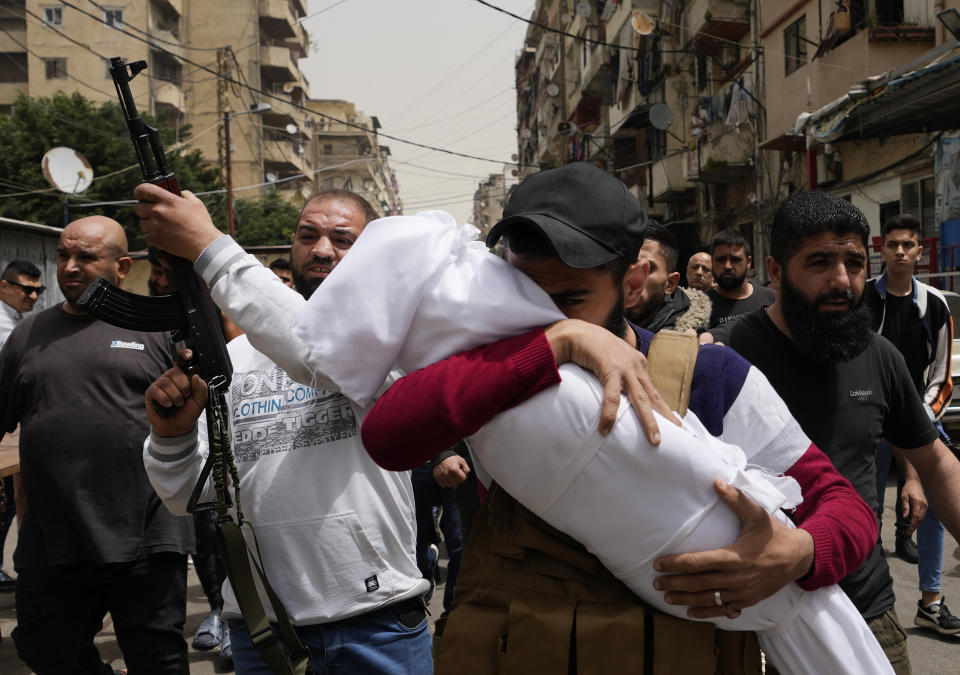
[
  {"x1": 0, "y1": 260, "x2": 43, "y2": 346},
  {"x1": 137, "y1": 187, "x2": 433, "y2": 674},
  {"x1": 0, "y1": 259, "x2": 43, "y2": 591}
]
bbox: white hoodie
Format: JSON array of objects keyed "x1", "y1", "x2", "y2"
[{"x1": 143, "y1": 236, "x2": 428, "y2": 623}]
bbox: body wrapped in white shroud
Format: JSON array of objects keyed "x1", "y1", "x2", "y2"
[{"x1": 291, "y1": 212, "x2": 892, "y2": 675}]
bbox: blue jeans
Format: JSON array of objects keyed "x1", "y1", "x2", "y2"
[
  {"x1": 876, "y1": 440, "x2": 945, "y2": 594},
  {"x1": 227, "y1": 598, "x2": 432, "y2": 675},
  {"x1": 412, "y1": 463, "x2": 464, "y2": 616}
]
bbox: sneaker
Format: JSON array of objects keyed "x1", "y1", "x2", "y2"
[
  {"x1": 895, "y1": 536, "x2": 919, "y2": 564},
  {"x1": 0, "y1": 569, "x2": 15, "y2": 592},
  {"x1": 914, "y1": 597, "x2": 960, "y2": 635},
  {"x1": 424, "y1": 543, "x2": 439, "y2": 603},
  {"x1": 192, "y1": 611, "x2": 223, "y2": 650},
  {"x1": 219, "y1": 628, "x2": 233, "y2": 666}
]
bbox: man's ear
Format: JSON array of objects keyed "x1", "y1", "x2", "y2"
[
  {"x1": 623, "y1": 258, "x2": 648, "y2": 308},
  {"x1": 746, "y1": 255, "x2": 753, "y2": 270},
  {"x1": 666, "y1": 271, "x2": 680, "y2": 295},
  {"x1": 115, "y1": 256, "x2": 133, "y2": 287},
  {"x1": 765, "y1": 256, "x2": 781, "y2": 290}
]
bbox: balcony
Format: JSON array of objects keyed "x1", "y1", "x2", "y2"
[
  {"x1": 265, "y1": 139, "x2": 306, "y2": 174},
  {"x1": 685, "y1": 0, "x2": 749, "y2": 44},
  {"x1": 153, "y1": 80, "x2": 185, "y2": 114},
  {"x1": 149, "y1": 28, "x2": 182, "y2": 57},
  {"x1": 260, "y1": 0, "x2": 299, "y2": 40},
  {"x1": 260, "y1": 44, "x2": 297, "y2": 83},
  {"x1": 0, "y1": 26, "x2": 25, "y2": 53},
  {"x1": 0, "y1": 81, "x2": 27, "y2": 106},
  {"x1": 651, "y1": 153, "x2": 692, "y2": 202},
  {"x1": 688, "y1": 122, "x2": 754, "y2": 184}
]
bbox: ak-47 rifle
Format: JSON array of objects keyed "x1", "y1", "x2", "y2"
[
  {"x1": 80, "y1": 57, "x2": 310, "y2": 675},
  {"x1": 78, "y1": 57, "x2": 234, "y2": 516}
]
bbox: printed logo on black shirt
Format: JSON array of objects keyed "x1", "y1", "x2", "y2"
[
  {"x1": 110, "y1": 339, "x2": 145, "y2": 351},
  {"x1": 850, "y1": 388, "x2": 873, "y2": 402}
]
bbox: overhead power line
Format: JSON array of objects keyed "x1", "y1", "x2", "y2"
[{"x1": 51, "y1": 0, "x2": 529, "y2": 168}]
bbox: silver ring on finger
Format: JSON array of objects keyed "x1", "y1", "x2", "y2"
[{"x1": 714, "y1": 590, "x2": 723, "y2": 607}]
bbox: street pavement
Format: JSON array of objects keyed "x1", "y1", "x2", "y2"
[{"x1": 1, "y1": 479, "x2": 958, "y2": 673}]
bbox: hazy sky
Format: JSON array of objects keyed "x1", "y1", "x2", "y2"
[{"x1": 300, "y1": 0, "x2": 534, "y2": 224}]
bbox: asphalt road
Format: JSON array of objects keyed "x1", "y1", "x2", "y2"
[{"x1": 1, "y1": 479, "x2": 958, "y2": 673}]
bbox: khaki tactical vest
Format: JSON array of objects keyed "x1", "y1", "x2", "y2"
[{"x1": 434, "y1": 331, "x2": 762, "y2": 674}]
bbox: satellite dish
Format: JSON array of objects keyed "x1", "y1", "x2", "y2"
[
  {"x1": 511, "y1": 153, "x2": 519, "y2": 161},
  {"x1": 631, "y1": 12, "x2": 655, "y2": 35},
  {"x1": 265, "y1": 172, "x2": 277, "y2": 182},
  {"x1": 545, "y1": 82, "x2": 560, "y2": 97},
  {"x1": 575, "y1": 2, "x2": 592, "y2": 19},
  {"x1": 649, "y1": 103, "x2": 674, "y2": 130},
  {"x1": 285, "y1": 123, "x2": 298, "y2": 134},
  {"x1": 561, "y1": 12, "x2": 574, "y2": 24},
  {"x1": 558, "y1": 121, "x2": 578, "y2": 135},
  {"x1": 520, "y1": 128, "x2": 533, "y2": 139},
  {"x1": 282, "y1": 82, "x2": 296, "y2": 94},
  {"x1": 42, "y1": 147, "x2": 94, "y2": 194},
  {"x1": 511, "y1": 169, "x2": 519, "y2": 177}
]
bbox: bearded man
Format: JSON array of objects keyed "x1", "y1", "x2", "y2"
[
  {"x1": 707, "y1": 228, "x2": 775, "y2": 328},
  {"x1": 709, "y1": 191, "x2": 960, "y2": 674}
]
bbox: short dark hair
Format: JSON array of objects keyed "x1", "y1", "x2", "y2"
[
  {"x1": 882, "y1": 213, "x2": 922, "y2": 241},
  {"x1": 2, "y1": 259, "x2": 41, "y2": 282},
  {"x1": 269, "y1": 257, "x2": 291, "y2": 272},
  {"x1": 501, "y1": 223, "x2": 633, "y2": 281},
  {"x1": 770, "y1": 191, "x2": 870, "y2": 266},
  {"x1": 297, "y1": 189, "x2": 379, "y2": 226},
  {"x1": 643, "y1": 223, "x2": 679, "y2": 274},
  {"x1": 710, "y1": 228, "x2": 751, "y2": 258}
]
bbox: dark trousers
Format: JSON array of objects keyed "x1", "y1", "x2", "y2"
[
  {"x1": 0, "y1": 475, "x2": 15, "y2": 561},
  {"x1": 12, "y1": 552, "x2": 189, "y2": 675},
  {"x1": 192, "y1": 510, "x2": 224, "y2": 612},
  {"x1": 412, "y1": 464, "x2": 463, "y2": 616}
]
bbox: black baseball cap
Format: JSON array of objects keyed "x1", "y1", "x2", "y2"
[{"x1": 486, "y1": 162, "x2": 648, "y2": 269}]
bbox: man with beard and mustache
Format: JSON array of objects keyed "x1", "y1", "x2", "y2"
[
  {"x1": 134, "y1": 187, "x2": 434, "y2": 674},
  {"x1": 864, "y1": 214, "x2": 959, "y2": 636},
  {"x1": 711, "y1": 191, "x2": 960, "y2": 673},
  {"x1": 707, "y1": 228, "x2": 775, "y2": 329},
  {"x1": 0, "y1": 217, "x2": 194, "y2": 673},
  {"x1": 627, "y1": 223, "x2": 712, "y2": 333}
]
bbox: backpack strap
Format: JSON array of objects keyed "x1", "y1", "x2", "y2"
[{"x1": 646, "y1": 330, "x2": 699, "y2": 416}]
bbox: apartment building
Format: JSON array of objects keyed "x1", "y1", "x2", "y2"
[
  {"x1": 0, "y1": 0, "x2": 312, "y2": 198},
  {"x1": 471, "y1": 168, "x2": 517, "y2": 239},
  {"x1": 306, "y1": 99, "x2": 402, "y2": 217},
  {"x1": 515, "y1": 0, "x2": 960, "y2": 277}
]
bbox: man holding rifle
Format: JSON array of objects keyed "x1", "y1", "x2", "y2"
[
  {"x1": 0, "y1": 216, "x2": 193, "y2": 674},
  {"x1": 139, "y1": 188, "x2": 435, "y2": 674}
]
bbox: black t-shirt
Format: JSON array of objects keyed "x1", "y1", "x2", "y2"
[
  {"x1": 707, "y1": 283, "x2": 776, "y2": 328},
  {"x1": 880, "y1": 293, "x2": 928, "y2": 397},
  {"x1": 724, "y1": 309, "x2": 937, "y2": 619},
  {"x1": 0, "y1": 305, "x2": 194, "y2": 568}
]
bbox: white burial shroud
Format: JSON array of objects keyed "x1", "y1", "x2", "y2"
[{"x1": 292, "y1": 212, "x2": 892, "y2": 675}]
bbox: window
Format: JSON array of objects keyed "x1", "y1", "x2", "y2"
[
  {"x1": 901, "y1": 176, "x2": 937, "y2": 238},
  {"x1": 44, "y1": 57, "x2": 67, "y2": 79},
  {"x1": 103, "y1": 7, "x2": 123, "y2": 27},
  {"x1": 43, "y1": 6, "x2": 62, "y2": 26},
  {"x1": 784, "y1": 16, "x2": 807, "y2": 76}
]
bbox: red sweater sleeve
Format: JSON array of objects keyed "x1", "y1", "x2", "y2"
[
  {"x1": 361, "y1": 328, "x2": 560, "y2": 471},
  {"x1": 786, "y1": 443, "x2": 878, "y2": 590}
]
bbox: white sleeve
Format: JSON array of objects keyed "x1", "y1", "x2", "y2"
[
  {"x1": 194, "y1": 236, "x2": 335, "y2": 390},
  {"x1": 142, "y1": 420, "x2": 210, "y2": 516}
]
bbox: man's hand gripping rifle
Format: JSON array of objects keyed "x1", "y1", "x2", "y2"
[{"x1": 78, "y1": 57, "x2": 236, "y2": 517}]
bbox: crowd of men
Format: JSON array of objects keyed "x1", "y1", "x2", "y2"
[{"x1": 1, "y1": 162, "x2": 960, "y2": 674}]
